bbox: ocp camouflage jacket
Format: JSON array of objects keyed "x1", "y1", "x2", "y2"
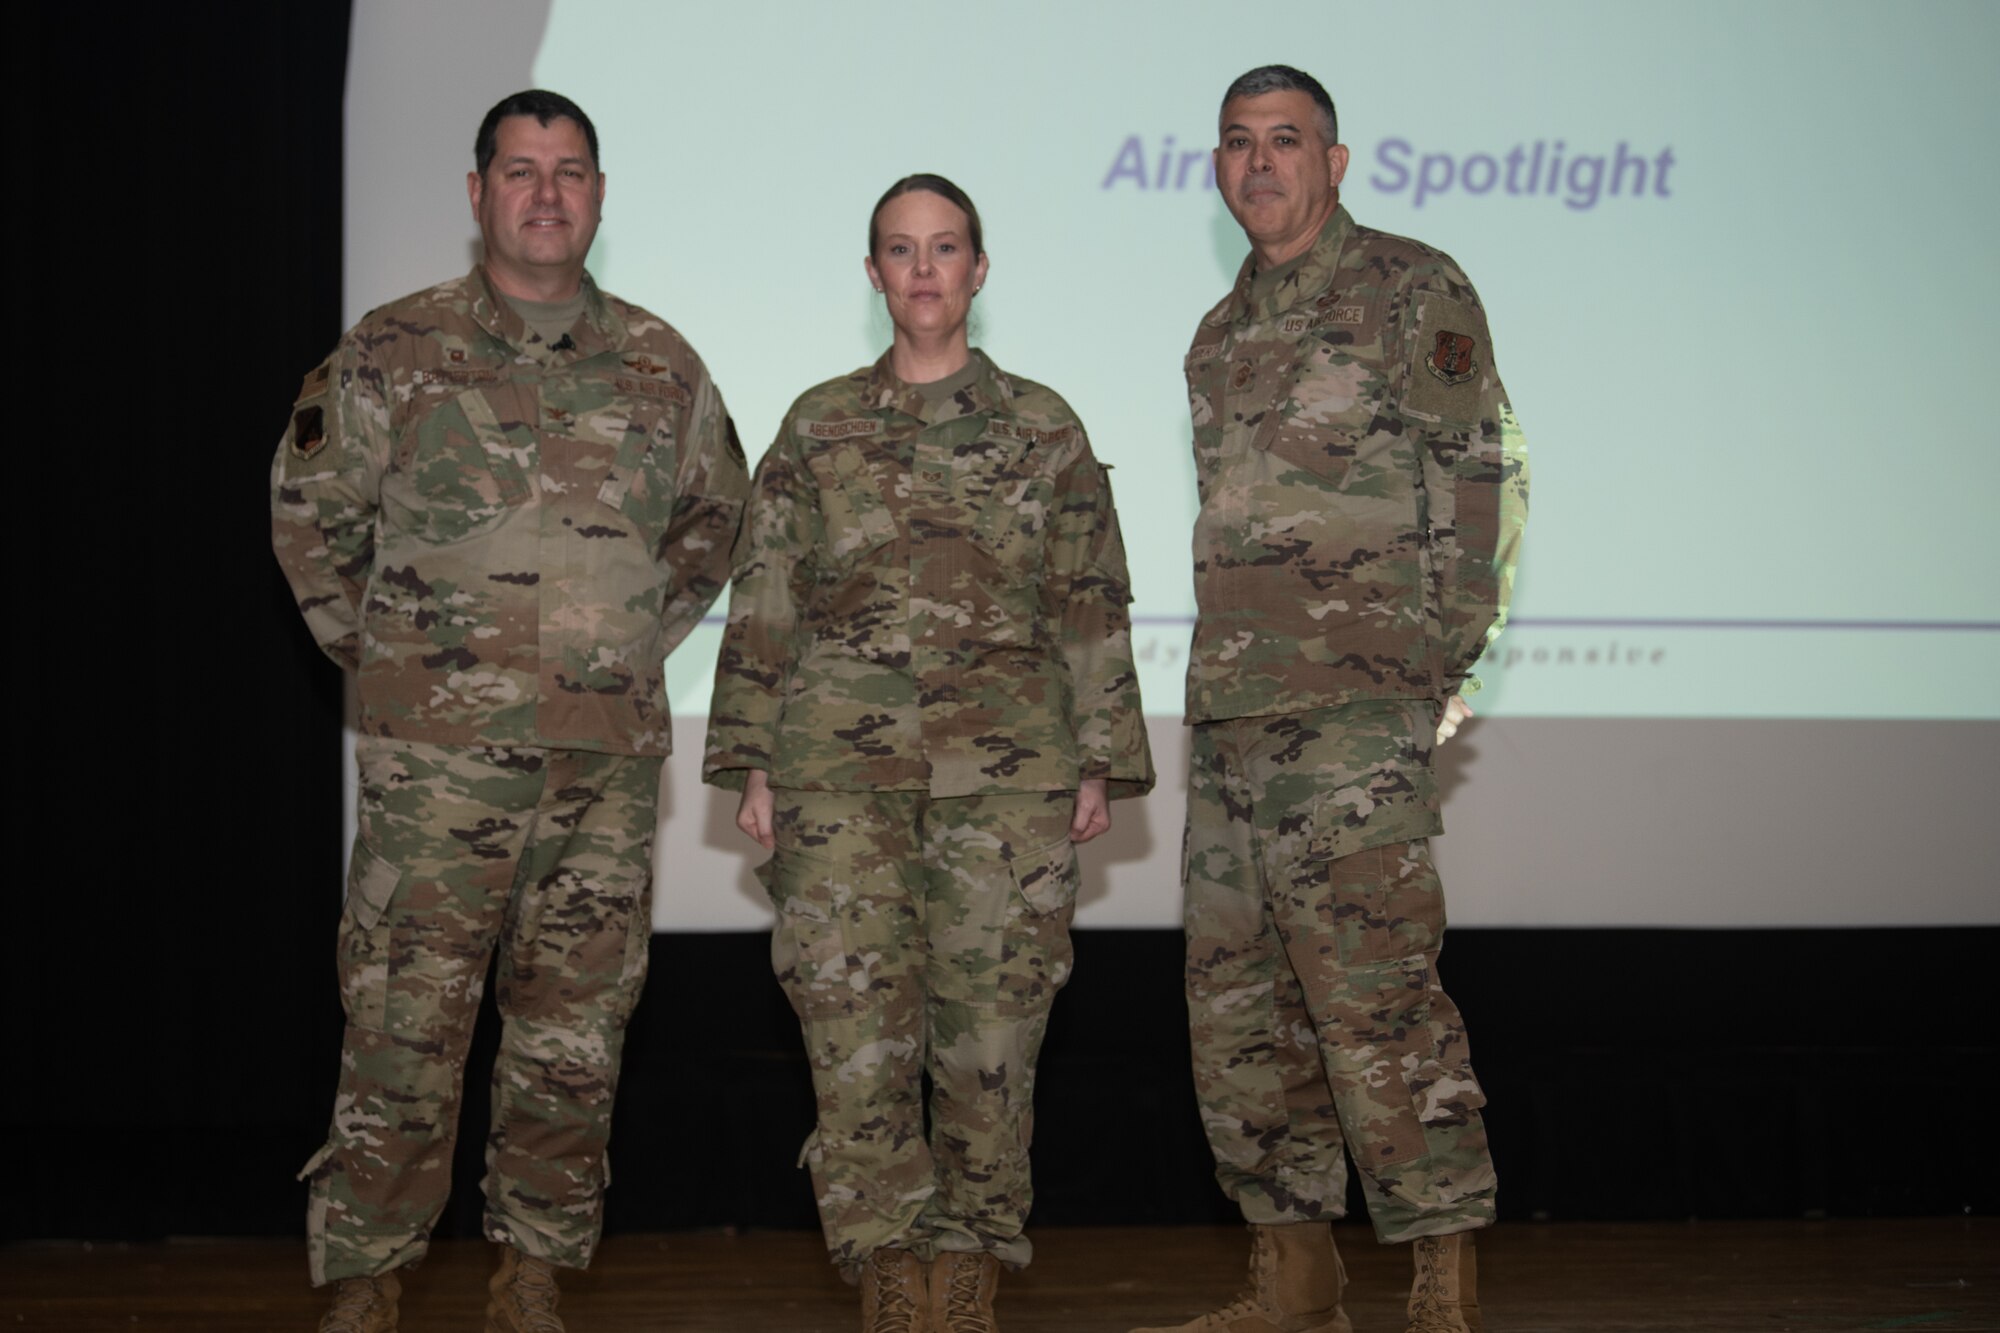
[
  {"x1": 271, "y1": 266, "x2": 749, "y2": 755},
  {"x1": 704, "y1": 351, "x2": 1153, "y2": 799},
  {"x1": 1184, "y1": 206, "x2": 1529, "y2": 724}
]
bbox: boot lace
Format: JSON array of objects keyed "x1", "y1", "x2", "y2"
[
  {"x1": 1190, "y1": 1227, "x2": 1278, "y2": 1328},
  {"x1": 318, "y1": 1277, "x2": 386, "y2": 1333},
  {"x1": 504, "y1": 1256, "x2": 564, "y2": 1332},
  {"x1": 867, "y1": 1251, "x2": 923, "y2": 1333},
  {"x1": 938, "y1": 1254, "x2": 997, "y2": 1333},
  {"x1": 1406, "y1": 1240, "x2": 1460, "y2": 1333}
]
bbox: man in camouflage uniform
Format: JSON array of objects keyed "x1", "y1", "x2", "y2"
[
  {"x1": 1135, "y1": 67, "x2": 1528, "y2": 1333},
  {"x1": 271, "y1": 90, "x2": 748, "y2": 1333},
  {"x1": 705, "y1": 340, "x2": 1153, "y2": 1314}
]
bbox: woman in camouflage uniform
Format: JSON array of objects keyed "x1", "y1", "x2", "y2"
[{"x1": 704, "y1": 175, "x2": 1153, "y2": 1333}]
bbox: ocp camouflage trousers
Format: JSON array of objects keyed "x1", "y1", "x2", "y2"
[
  {"x1": 763, "y1": 788, "x2": 1081, "y2": 1275},
  {"x1": 1182, "y1": 702, "x2": 1495, "y2": 1243},
  {"x1": 300, "y1": 738, "x2": 660, "y2": 1284}
]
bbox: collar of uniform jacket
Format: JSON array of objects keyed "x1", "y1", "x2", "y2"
[
  {"x1": 464, "y1": 264, "x2": 630, "y2": 363},
  {"x1": 861, "y1": 346, "x2": 1013, "y2": 425},
  {"x1": 1209, "y1": 204, "x2": 1358, "y2": 328}
]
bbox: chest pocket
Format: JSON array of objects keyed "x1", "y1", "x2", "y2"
[
  {"x1": 595, "y1": 405, "x2": 680, "y2": 550},
  {"x1": 967, "y1": 435, "x2": 1056, "y2": 581},
  {"x1": 1255, "y1": 329, "x2": 1390, "y2": 487},
  {"x1": 388, "y1": 379, "x2": 535, "y2": 545},
  {"x1": 806, "y1": 442, "x2": 897, "y2": 570}
]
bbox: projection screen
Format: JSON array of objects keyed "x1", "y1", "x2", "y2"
[{"x1": 342, "y1": 0, "x2": 2000, "y2": 929}]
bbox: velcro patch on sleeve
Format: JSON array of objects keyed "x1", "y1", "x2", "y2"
[
  {"x1": 290, "y1": 405, "x2": 328, "y2": 460},
  {"x1": 1404, "y1": 291, "x2": 1487, "y2": 426}
]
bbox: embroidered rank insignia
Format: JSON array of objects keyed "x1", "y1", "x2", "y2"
[
  {"x1": 1426, "y1": 331, "x2": 1478, "y2": 386},
  {"x1": 290, "y1": 405, "x2": 327, "y2": 460}
]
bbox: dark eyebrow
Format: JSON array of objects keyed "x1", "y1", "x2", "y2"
[
  {"x1": 1220, "y1": 121, "x2": 1303, "y2": 137},
  {"x1": 501, "y1": 155, "x2": 592, "y2": 168}
]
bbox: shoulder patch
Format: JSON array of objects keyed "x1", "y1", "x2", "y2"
[
  {"x1": 800, "y1": 417, "x2": 884, "y2": 440},
  {"x1": 1425, "y1": 330, "x2": 1479, "y2": 386},
  {"x1": 290, "y1": 405, "x2": 327, "y2": 461},
  {"x1": 1404, "y1": 290, "x2": 1491, "y2": 426}
]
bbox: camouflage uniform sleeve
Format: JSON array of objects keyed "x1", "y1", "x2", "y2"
[
  {"x1": 269, "y1": 335, "x2": 387, "y2": 672},
  {"x1": 656, "y1": 372, "x2": 751, "y2": 657},
  {"x1": 1043, "y1": 436, "x2": 1155, "y2": 800},
  {"x1": 703, "y1": 423, "x2": 812, "y2": 791},
  {"x1": 1469, "y1": 402, "x2": 1530, "y2": 691},
  {"x1": 1402, "y1": 264, "x2": 1529, "y2": 698}
]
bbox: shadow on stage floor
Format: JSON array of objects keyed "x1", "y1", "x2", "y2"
[{"x1": 3, "y1": 1219, "x2": 1994, "y2": 1332}]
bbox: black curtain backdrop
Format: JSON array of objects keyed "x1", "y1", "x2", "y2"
[{"x1": 10, "y1": 3, "x2": 1994, "y2": 1248}]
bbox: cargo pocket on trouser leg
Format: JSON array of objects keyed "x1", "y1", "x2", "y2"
[
  {"x1": 339, "y1": 843, "x2": 404, "y2": 1032},
  {"x1": 761, "y1": 846, "x2": 869, "y2": 1023},
  {"x1": 600, "y1": 871, "x2": 654, "y2": 1028},
  {"x1": 762, "y1": 831, "x2": 926, "y2": 1271},
  {"x1": 997, "y1": 833, "x2": 1081, "y2": 1016},
  {"x1": 1279, "y1": 835, "x2": 1492, "y2": 1236},
  {"x1": 921, "y1": 822, "x2": 1077, "y2": 1268},
  {"x1": 1379, "y1": 974, "x2": 1495, "y2": 1238}
]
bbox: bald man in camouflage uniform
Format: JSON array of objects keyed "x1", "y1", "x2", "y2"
[
  {"x1": 706, "y1": 344, "x2": 1153, "y2": 1320},
  {"x1": 1134, "y1": 67, "x2": 1528, "y2": 1333},
  {"x1": 272, "y1": 90, "x2": 748, "y2": 1333}
]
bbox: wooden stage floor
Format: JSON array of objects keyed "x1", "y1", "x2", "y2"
[{"x1": 2, "y1": 1220, "x2": 1993, "y2": 1331}]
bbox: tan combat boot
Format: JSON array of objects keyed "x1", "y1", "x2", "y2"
[
  {"x1": 859, "y1": 1247, "x2": 929, "y2": 1333},
  {"x1": 486, "y1": 1246, "x2": 564, "y2": 1333},
  {"x1": 317, "y1": 1272, "x2": 399, "y2": 1333},
  {"x1": 1405, "y1": 1232, "x2": 1482, "y2": 1333},
  {"x1": 1129, "y1": 1222, "x2": 1351, "y2": 1333},
  {"x1": 930, "y1": 1251, "x2": 1001, "y2": 1332}
]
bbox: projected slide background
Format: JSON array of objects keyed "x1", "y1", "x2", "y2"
[
  {"x1": 345, "y1": 0, "x2": 2000, "y2": 927},
  {"x1": 521, "y1": 0, "x2": 2000, "y2": 723}
]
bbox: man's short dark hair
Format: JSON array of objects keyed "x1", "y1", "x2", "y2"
[
  {"x1": 1220, "y1": 65, "x2": 1338, "y2": 146},
  {"x1": 474, "y1": 90, "x2": 601, "y2": 175}
]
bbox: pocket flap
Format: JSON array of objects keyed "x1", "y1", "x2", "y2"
[
  {"x1": 1306, "y1": 788, "x2": 1441, "y2": 864},
  {"x1": 345, "y1": 843, "x2": 403, "y2": 931},
  {"x1": 596, "y1": 405, "x2": 675, "y2": 514},
  {"x1": 809, "y1": 443, "x2": 898, "y2": 562},
  {"x1": 1010, "y1": 834, "x2": 1080, "y2": 915}
]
